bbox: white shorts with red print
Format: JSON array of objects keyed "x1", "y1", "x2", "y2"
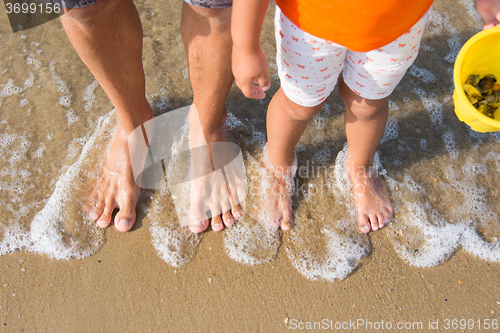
[{"x1": 275, "y1": 6, "x2": 429, "y2": 107}]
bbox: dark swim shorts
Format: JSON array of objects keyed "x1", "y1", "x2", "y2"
[
  {"x1": 36, "y1": 0, "x2": 232, "y2": 9},
  {"x1": 34, "y1": 0, "x2": 98, "y2": 9},
  {"x1": 184, "y1": 0, "x2": 232, "y2": 8}
]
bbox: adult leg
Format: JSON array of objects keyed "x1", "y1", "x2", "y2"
[
  {"x1": 181, "y1": 2, "x2": 242, "y2": 233},
  {"x1": 339, "y1": 79, "x2": 393, "y2": 233},
  {"x1": 61, "y1": 0, "x2": 153, "y2": 232}
]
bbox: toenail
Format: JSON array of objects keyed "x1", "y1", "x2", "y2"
[
  {"x1": 97, "y1": 220, "x2": 106, "y2": 227},
  {"x1": 118, "y1": 220, "x2": 130, "y2": 227},
  {"x1": 233, "y1": 211, "x2": 242, "y2": 220},
  {"x1": 89, "y1": 212, "x2": 98, "y2": 220},
  {"x1": 191, "y1": 220, "x2": 203, "y2": 227},
  {"x1": 226, "y1": 218, "x2": 234, "y2": 225}
]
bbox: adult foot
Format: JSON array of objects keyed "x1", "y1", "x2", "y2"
[
  {"x1": 347, "y1": 157, "x2": 393, "y2": 233},
  {"x1": 261, "y1": 145, "x2": 296, "y2": 230},
  {"x1": 187, "y1": 109, "x2": 243, "y2": 233},
  {"x1": 86, "y1": 124, "x2": 141, "y2": 232}
]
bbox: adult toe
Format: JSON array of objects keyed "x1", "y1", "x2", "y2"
[
  {"x1": 231, "y1": 204, "x2": 243, "y2": 220},
  {"x1": 189, "y1": 219, "x2": 209, "y2": 233},
  {"x1": 89, "y1": 194, "x2": 105, "y2": 222},
  {"x1": 114, "y1": 200, "x2": 136, "y2": 232},
  {"x1": 222, "y1": 210, "x2": 234, "y2": 228},
  {"x1": 211, "y1": 215, "x2": 224, "y2": 232},
  {"x1": 97, "y1": 199, "x2": 115, "y2": 228}
]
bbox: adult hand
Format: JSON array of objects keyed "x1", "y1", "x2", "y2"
[
  {"x1": 477, "y1": 0, "x2": 500, "y2": 29},
  {"x1": 232, "y1": 46, "x2": 271, "y2": 99}
]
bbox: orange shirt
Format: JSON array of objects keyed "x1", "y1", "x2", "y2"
[{"x1": 275, "y1": 0, "x2": 434, "y2": 52}]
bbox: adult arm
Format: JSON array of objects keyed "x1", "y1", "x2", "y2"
[{"x1": 476, "y1": 0, "x2": 500, "y2": 29}]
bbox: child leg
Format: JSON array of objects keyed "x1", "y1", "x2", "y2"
[
  {"x1": 266, "y1": 88, "x2": 325, "y2": 229},
  {"x1": 339, "y1": 79, "x2": 393, "y2": 233},
  {"x1": 339, "y1": 11, "x2": 429, "y2": 232},
  {"x1": 269, "y1": 6, "x2": 345, "y2": 229}
]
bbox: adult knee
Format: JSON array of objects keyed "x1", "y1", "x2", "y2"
[{"x1": 182, "y1": 4, "x2": 231, "y2": 34}]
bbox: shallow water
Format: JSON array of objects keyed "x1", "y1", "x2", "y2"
[{"x1": 1, "y1": 0, "x2": 500, "y2": 281}]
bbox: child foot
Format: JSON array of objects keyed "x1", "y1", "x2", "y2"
[
  {"x1": 86, "y1": 124, "x2": 141, "y2": 232},
  {"x1": 347, "y1": 158, "x2": 393, "y2": 233},
  {"x1": 262, "y1": 145, "x2": 297, "y2": 230}
]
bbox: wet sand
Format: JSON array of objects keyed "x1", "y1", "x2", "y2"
[
  {"x1": 1, "y1": 0, "x2": 500, "y2": 331},
  {"x1": 1, "y1": 229, "x2": 499, "y2": 332}
]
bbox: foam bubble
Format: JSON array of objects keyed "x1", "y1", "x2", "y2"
[
  {"x1": 462, "y1": 157, "x2": 487, "y2": 176},
  {"x1": 469, "y1": 128, "x2": 488, "y2": 143},
  {"x1": 0, "y1": 225, "x2": 32, "y2": 255},
  {"x1": 33, "y1": 143, "x2": 46, "y2": 159},
  {"x1": 485, "y1": 152, "x2": 500, "y2": 171},
  {"x1": 154, "y1": 96, "x2": 170, "y2": 111},
  {"x1": 425, "y1": 9, "x2": 446, "y2": 36},
  {"x1": 83, "y1": 80, "x2": 99, "y2": 112},
  {"x1": 66, "y1": 109, "x2": 79, "y2": 125},
  {"x1": 459, "y1": 0, "x2": 483, "y2": 29},
  {"x1": 489, "y1": 132, "x2": 500, "y2": 143},
  {"x1": 181, "y1": 68, "x2": 189, "y2": 79},
  {"x1": 420, "y1": 138, "x2": 427, "y2": 150},
  {"x1": 420, "y1": 44, "x2": 434, "y2": 52},
  {"x1": 143, "y1": 112, "x2": 204, "y2": 265},
  {"x1": 149, "y1": 191, "x2": 200, "y2": 267},
  {"x1": 19, "y1": 99, "x2": 28, "y2": 107},
  {"x1": 460, "y1": 228, "x2": 500, "y2": 262},
  {"x1": 49, "y1": 63, "x2": 69, "y2": 94},
  {"x1": 59, "y1": 95, "x2": 71, "y2": 108},
  {"x1": 388, "y1": 100, "x2": 399, "y2": 111},
  {"x1": 425, "y1": 8, "x2": 457, "y2": 36},
  {"x1": 224, "y1": 222, "x2": 281, "y2": 265},
  {"x1": 322, "y1": 103, "x2": 332, "y2": 116},
  {"x1": 223, "y1": 118, "x2": 285, "y2": 265},
  {"x1": 26, "y1": 55, "x2": 41, "y2": 70},
  {"x1": 444, "y1": 36, "x2": 462, "y2": 63},
  {"x1": 259, "y1": 143, "x2": 297, "y2": 227},
  {"x1": 408, "y1": 65, "x2": 436, "y2": 83},
  {"x1": 312, "y1": 114, "x2": 327, "y2": 130},
  {"x1": 285, "y1": 144, "x2": 371, "y2": 281},
  {"x1": 0, "y1": 113, "x2": 115, "y2": 259},
  {"x1": 27, "y1": 113, "x2": 115, "y2": 259},
  {"x1": 387, "y1": 177, "x2": 465, "y2": 267},
  {"x1": 387, "y1": 148, "x2": 500, "y2": 266},
  {"x1": 380, "y1": 117, "x2": 398, "y2": 144},
  {"x1": 286, "y1": 225, "x2": 370, "y2": 281},
  {"x1": 0, "y1": 79, "x2": 23, "y2": 107},
  {"x1": 413, "y1": 88, "x2": 444, "y2": 128},
  {"x1": 312, "y1": 147, "x2": 332, "y2": 164},
  {"x1": 442, "y1": 129, "x2": 458, "y2": 158}
]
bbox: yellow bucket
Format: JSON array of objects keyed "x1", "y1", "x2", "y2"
[{"x1": 453, "y1": 27, "x2": 500, "y2": 132}]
